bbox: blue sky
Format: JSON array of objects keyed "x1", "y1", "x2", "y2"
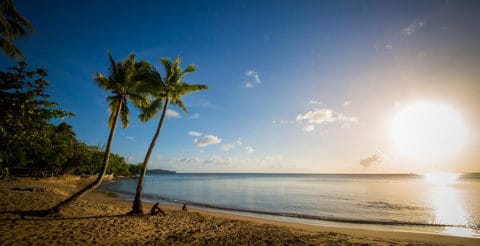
[{"x1": 2, "y1": 0, "x2": 480, "y2": 173}]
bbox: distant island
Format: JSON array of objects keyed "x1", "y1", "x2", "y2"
[{"x1": 147, "y1": 169, "x2": 176, "y2": 174}]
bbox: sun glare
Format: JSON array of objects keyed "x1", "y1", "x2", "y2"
[
  {"x1": 391, "y1": 101, "x2": 468, "y2": 163},
  {"x1": 424, "y1": 172, "x2": 460, "y2": 185}
]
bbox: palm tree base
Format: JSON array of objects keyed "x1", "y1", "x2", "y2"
[
  {"x1": 128, "y1": 200, "x2": 144, "y2": 215},
  {"x1": 127, "y1": 209, "x2": 144, "y2": 216}
]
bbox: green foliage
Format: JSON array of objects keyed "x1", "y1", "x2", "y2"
[
  {"x1": 0, "y1": 62, "x2": 73, "y2": 172},
  {"x1": 0, "y1": 62, "x2": 139, "y2": 177},
  {"x1": 0, "y1": 0, "x2": 35, "y2": 59},
  {"x1": 128, "y1": 163, "x2": 142, "y2": 175}
]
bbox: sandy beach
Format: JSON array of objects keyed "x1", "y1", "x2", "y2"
[{"x1": 0, "y1": 176, "x2": 478, "y2": 245}]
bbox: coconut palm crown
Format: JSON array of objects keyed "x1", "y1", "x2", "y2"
[{"x1": 94, "y1": 51, "x2": 151, "y2": 129}]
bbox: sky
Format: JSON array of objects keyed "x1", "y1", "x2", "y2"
[{"x1": 2, "y1": 0, "x2": 480, "y2": 173}]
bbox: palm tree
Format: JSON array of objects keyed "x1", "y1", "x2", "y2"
[
  {"x1": 129, "y1": 57, "x2": 208, "y2": 214},
  {"x1": 45, "y1": 51, "x2": 150, "y2": 215},
  {"x1": 0, "y1": 0, "x2": 35, "y2": 59}
]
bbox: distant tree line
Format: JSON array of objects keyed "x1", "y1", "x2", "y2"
[{"x1": 0, "y1": 62, "x2": 141, "y2": 177}]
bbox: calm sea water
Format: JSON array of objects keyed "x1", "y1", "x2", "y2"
[{"x1": 102, "y1": 173, "x2": 480, "y2": 237}]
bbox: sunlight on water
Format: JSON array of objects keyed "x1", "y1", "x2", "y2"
[
  {"x1": 424, "y1": 172, "x2": 460, "y2": 185},
  {"x1": 425, "y1": 173, "x2": 470, "y2": 236},
  {"x1": 443, "y1": 226, "x2": 478, "y2": 238},
  {"x1": 430, "y1": 187, "x2": 467, "y2": 226}
]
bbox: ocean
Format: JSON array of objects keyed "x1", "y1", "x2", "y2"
[{"x1": 101, "y1": 173, "x2": 480, "y2": 237}]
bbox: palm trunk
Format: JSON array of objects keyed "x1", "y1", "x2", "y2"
[
  {"x1": 45, "y1": 100, "x2": 123, "y2": 215},
  {"x1": 130, "y1": 98, "x2": 169, "y2": 214}
]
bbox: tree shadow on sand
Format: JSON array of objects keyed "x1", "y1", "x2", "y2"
[{"x1": 0, "y1": 209, "x2": 134, "y2": 221}]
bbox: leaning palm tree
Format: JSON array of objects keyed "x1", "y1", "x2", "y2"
[
  {"x1": 0, "y1": 0, "x2": 35, "y2": 59},
  {"x1": 45, "y1": 51, "x2": 150, "y2": 215},
  {"x1": 129, "y1": 57, "x2": 208, "y2": 214}
]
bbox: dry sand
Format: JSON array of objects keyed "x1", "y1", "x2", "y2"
[{"x1": 0, "y1": 175, "x2": 478, "y2": 245}]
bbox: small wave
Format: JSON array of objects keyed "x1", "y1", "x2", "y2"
[{"x1": 362, "y1": 201, "x2": 423, "y2": 211}]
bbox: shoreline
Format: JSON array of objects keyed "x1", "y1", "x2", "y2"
[
  {"x1": 100, "y1": 182, "x2": 480, "y2": 239},
  {"x1": 1, "y1": 176, "x2": 479, "y2": 245},
  {"x1": 102, "y1": 187, "x2": 480, "y2": 243}
]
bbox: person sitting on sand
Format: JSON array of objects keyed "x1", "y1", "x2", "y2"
[
  {"x1": 1, "y1": 167, "x2": 9, "y2": 178},
  {"x1": 182, "y1": 203, "x2": 188, "y2": 211},
  {"x1": 151, "y1": 203, "x2": 165, "y2": 216}
]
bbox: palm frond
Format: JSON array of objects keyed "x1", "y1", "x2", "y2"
[
  {"x1": 106, "y1": 95, "x2": 119, "y2": 108},
  {"x1": 128, "y1": 91, "x2": 149, "y2": 108},
  {"x1": 180, "y1": 64, "x2": 196, "y2": 76},
  {"x1": 105, "y1": 49, "x2": 118, "y2": 81},
  {"x1": 107, "y1": 96, "x2": 121, "y2": 129},
  {"x1": 180, "y1": 84, "x2": 208, "y2": 95},
  {"x1": 160, "y1": 58, "x2": 171, "y2": 70},
  {"x1": 120, "y1": 99, "x2": 129, "y2": 128},
  {"x1": 139, "y1": 98, "x2": 163, "y2": 122},
  {"x1": 134, "y1": 65, "x2": 165, "y2": 94},
  {"x1": 0, "y1": 0, "x2": 34, "y2": 60},
  {"x1": 172, "y1": 99, "x2": 188, "y2": 114},
  {"x1": 0, "y1": 37, "x2": 23, "y2": 59},
  {"x1": 124, "y1": 53, "x2": 137, "y2": 85},
  {"x1": 93, "y1": 73, "x2": 113, "y2": 90}
]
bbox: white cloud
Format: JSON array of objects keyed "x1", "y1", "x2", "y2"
[
  {"x1": 309, "y1": 100, "x2": 323, "y2": 105},
  {"x1": 245, "y1": 146, "x2": 255, "y2": 153},
  {"x1": 203, "y1": 156, "x2": 233, "y2": 165},
  {"x1": 272, "y1": 120, "x2": 294, "y2": 125},
  {"x1": 194, "y1": 135, "x2": 222, "y2": 147},
  {"x1": 343, "y1": 101, "x2": 351, "y2": 107},
  {"x1": 222, "y1": 144, "x2": 235, "y2": 152},
  {"x1": 402, "y1": 20, "x2": 425, "y2": 36},
  {"x1": 338, "y1": 113, "x2": 359, "y2": 125},
  {"x1": 296, "y1": 109, "x2": 337, "y2": 124},
  {"x1": 166, "y1": 109, "x2": 180, "y2": 118},
  {"x1": 385, "y1": 44, "x2": 393, "y2": 50},
  {"x1": 302, "y1": 124, "x2": 315, "y2": 132},
  {"x1": 126, "y1": 136, "x2": 134, "y2": 140},
  {"x1": 188, "y1": 131, "x2": 203, "y2": 137},
  {"x1": 246, "y1": 70, "x2": 261, "y2": 83},
  {"x1": 236, "y1": 137, "x2": 243, "y2": 146},
  {"x1": 254, "y1": 155, "x2": 285, "y2": 168},
  {"x1": 221, "y1": 137, "x2": 243, "y2": 152},
  {"x1": 127, "y1": 156, "x2": 136, "y2": 162},
  {"x1": 167, "y1": 154, "x2": 288, "y2": 171},
  {"x1": 360, "y1": 151, "x2": 384, "y2": 167},
  {"x1": 296, "y1": 108, "x2": 358, "y2": 132},
  {"x1": 245, "y1": 70, "x2": 261, "y2": 88},
  {"x1": 189, "y1": 112, "x2": 200, "y2": 119},
  {"x1": 178, "y1": 157, "x2": 200, "y2": 163},
  {"x1": 167, "y1": 156, "x2": 234, "y2": 166}
]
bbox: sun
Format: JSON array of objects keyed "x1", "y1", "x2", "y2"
[{"x1": 391, "y1": 101, "x2": 468, "y2": 163}]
